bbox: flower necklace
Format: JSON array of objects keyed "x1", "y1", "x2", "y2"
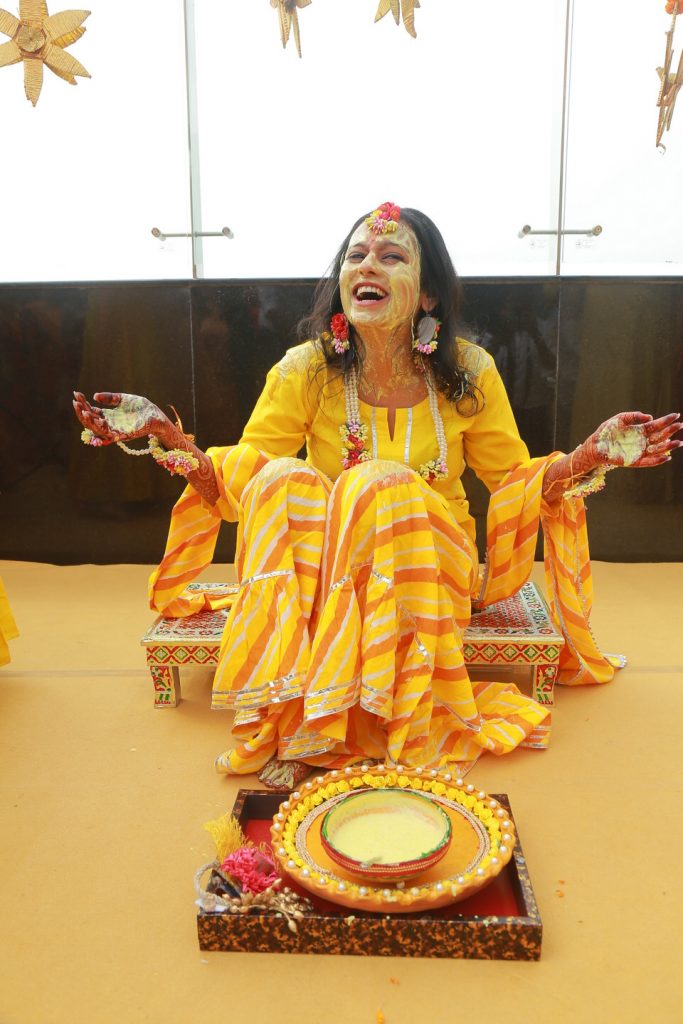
[{"x1": 341, "y1": 365, "x2": 448, "y2": 483}]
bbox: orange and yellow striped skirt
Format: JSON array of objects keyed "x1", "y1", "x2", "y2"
[{"x1": 209, "y1": 458, "x2": 551, "y2": 775}]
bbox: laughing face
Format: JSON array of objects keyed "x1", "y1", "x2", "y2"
[{"x1": 339, "y1": 222, "x2": 424, "y2": 334}]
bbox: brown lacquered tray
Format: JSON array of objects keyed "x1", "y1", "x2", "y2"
[{"x1": 196, "y1": 789, "x2": 542, "y2": 960}]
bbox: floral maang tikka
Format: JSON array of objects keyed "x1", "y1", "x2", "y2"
[{"x1": 366, "y1": 202, "x2": 401, "y2": 235}]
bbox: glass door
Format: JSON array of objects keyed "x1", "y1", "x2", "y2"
[
  {"x1": 561, "y1": 0, "x2": 683, "y2": 275},
  {"x1": 192, "y1": 0, "x2": 569, "y2": 278}
]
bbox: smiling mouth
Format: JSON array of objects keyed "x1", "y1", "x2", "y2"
[{"x1": 353, "y1": 285, "x2": 388, "y2": 305}]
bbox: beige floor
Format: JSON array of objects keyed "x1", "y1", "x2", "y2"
[{"x1": 1, "y1": 559, "x2": 681, "y2": 1024}]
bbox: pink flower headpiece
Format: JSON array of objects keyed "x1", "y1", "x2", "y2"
[{"x1": 366, "y1": 202, "x2": 401, "y2": 235}]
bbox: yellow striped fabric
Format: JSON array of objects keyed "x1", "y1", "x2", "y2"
[
  {"x1": 478, "y1": 454, "x2": 615, "y2": 687},
  {"x1": 0, "y1": 576, "x2": 19, "y2": 667},
  {"x1": 542, "y1": 495, "x2": 615, "y2": 685},
  {"x1": 148, "y1": 444, "x2": 268, "y2": 617},
  {"x1": 149, "y1": 446, "x2": 615, "y2": 775},
  {"x1": 205, "y1": 458, "x2": 552, "y2": 774}
]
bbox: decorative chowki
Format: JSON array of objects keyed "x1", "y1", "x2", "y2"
[
  {"x1": 142, "y1": 580, "x2": 563, "y2": 708},
  {"x1": 140, "y1": 582, "x2": 237, "y2": 707}
]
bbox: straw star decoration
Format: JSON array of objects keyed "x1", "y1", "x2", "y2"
[
  {"x1": 374, "y1": 0, "x2": 421, "y2": 39},
  {"x1": 270, "y1": 0, "x2": 311, "y2": 58},
  {"x1": 0, "y1": 1, "x2": 90, "y2": 106}
]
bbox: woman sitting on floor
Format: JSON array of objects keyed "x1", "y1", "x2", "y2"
[{"x1": 73, "y1": 203, "x2": 682, "y2": 790}]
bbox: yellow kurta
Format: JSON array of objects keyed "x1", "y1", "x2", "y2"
[
  {"x1": 240, "y1": 339, "x2": 529, "y2": 549},
  {"x1": 149, "y1": 339, "x2": 615, "y2": 774}
]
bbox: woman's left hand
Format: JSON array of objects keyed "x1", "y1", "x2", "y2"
[
  {"x1": 542, "y1": 411, "x2": 682, "y2": 504},
  {"x1": 585, "y1": 411, "x2": 682, "y2": 469},
  {"x1": 73, "y1": 391, "x2": 168, "y2": 446}
]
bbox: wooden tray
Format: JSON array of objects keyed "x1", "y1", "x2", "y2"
[{"x1": 197, "y1": 789, "x2": 542, "y2": 959}]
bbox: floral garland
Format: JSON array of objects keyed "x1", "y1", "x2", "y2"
[
  {"x1": 341, "y1": 366, "x2": 372, "y2": 471},
  {"x1": 81, "y1": 428, "x2": 199, "y2": 477},
  {"x1": 340, "y1": 365, "x2": 448, "y2": 483}
]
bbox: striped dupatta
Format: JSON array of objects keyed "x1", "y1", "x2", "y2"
[
  {"x1": 479, "y1": 454, "x2": 615, "y2": 687},
  {"x1": 148, "y1": 444, "x2": 269, "y2": 617}
]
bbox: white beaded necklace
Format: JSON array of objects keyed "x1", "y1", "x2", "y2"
[{"x1": 341, "y1": 365, "x2": 448, "y2": 483}]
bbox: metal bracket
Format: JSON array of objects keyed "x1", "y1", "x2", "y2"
[
  {"x1": 151, "y1": 227, "x2": 234, "y2": 242},
  {"x1": 519, "y1": 224, "x2": 602, "y2": 238}
]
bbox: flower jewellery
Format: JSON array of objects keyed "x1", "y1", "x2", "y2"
[
  {"x1": 81, "y1": 430, "x2": 200, "y2": 477},
  {"x1": 341, "y1": 365, "x2": 371, "y2": 471},
  {"x1": 329, "y1": 312, "x2": 350, "y2": 354},
  {"x1": 341, "y1": 365, "x2": 448, "y2": 483},
  {"x1": 412, "y1": 314, "x2": 441, "y2": 355},
  {"x1": 366, "y1": 201, "x2": 401, "y2": 235}
]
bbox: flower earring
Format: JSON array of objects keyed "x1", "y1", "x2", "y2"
[
  {"x1": 330, "y1": 312, "x2": 350, "y2": 354},
  {"x1": 413, "y1": 312, "x2": 441, "y2": 355}
]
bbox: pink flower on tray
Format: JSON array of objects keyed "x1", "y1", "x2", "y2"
[{"x1": 220, "y1": 846, "x2": 279, "y2": 894}]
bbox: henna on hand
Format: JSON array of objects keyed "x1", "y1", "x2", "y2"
[
  {"x1": 542, "y1": 411, "x2": 682, "y2": 504},
  {"x1": 73, "y1": 391, "x2": 167, "y2": 444},
  {"x1": 542, "y1": 443, "x2": 602, "y2": 504},
  {"x1": 155, "y1": 416, "x2": 220, "y2": 506},
  {"x1": 584, "y1": 411, "x2": 682, "y2": 469},
  {"x1": 73, "y1": 391, "x2": 220, "y2": 506}
]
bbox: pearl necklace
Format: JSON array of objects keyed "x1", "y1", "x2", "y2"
[{"x1": 341, "y1": 365, "x2": 448, "y2": 483}]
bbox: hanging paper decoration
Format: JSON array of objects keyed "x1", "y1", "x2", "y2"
[
  {"x1": 656, "y1": 2, "x2": 683, "y2": 146},
  {"x1": 270, "y1": 0, "x2": 311, "y2": 58},
  {"x1": 0, "y1": 1, "x2": 90, "y2": 106},
  {"x1": 374, "y1": 0, "x2": 421, "y2": 39}
]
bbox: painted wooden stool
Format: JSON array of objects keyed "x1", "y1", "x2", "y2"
[{"x1": 141, "y1": 580, "x2": 563, "y2": 709}]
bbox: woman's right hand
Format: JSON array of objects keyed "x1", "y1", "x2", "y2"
[{"x1": 73, "y1": 392, "x2": 168, "y2": 446}]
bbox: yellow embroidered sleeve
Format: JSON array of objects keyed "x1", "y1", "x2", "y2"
[
  {"x1": 239, "y1": 342, "x2": 319, "y2": 459},
  {"x1": 462, "y1": 359, "x2": 531, "y2": 492}
]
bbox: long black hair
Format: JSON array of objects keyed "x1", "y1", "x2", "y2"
[{"x1": 298, "y1": 207, "x2": 482, "y2": 413}]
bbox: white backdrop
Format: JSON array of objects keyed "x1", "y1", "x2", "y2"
[{"x1": 0, "y1": 0, "x2": 680, "y2": 281}]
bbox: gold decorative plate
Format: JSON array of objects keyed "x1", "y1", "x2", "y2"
[{"x1": 269, "y1": 765, "x2": 516, "y2": 914}]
